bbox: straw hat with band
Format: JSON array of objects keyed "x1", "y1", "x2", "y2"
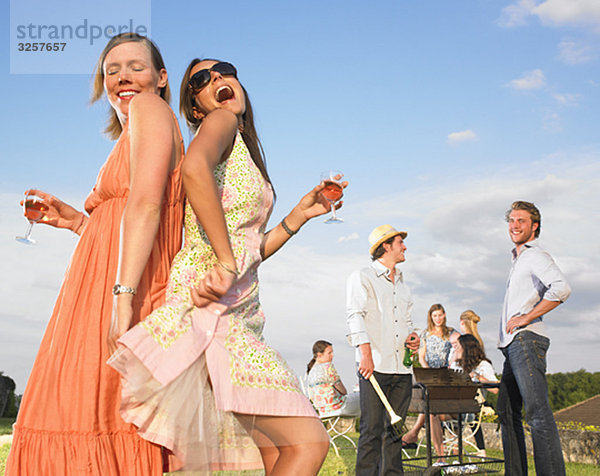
[{"x1": 368, "y1": 224, "x2": 407, "y2": 257}]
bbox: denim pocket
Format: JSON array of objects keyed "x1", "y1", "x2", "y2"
[{"x1": 520, "y1": 331, "x2": 549, "y2": 372}]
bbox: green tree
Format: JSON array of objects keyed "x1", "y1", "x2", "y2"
[{"x1": 0, "y1": 372, "x2": 17, "y2": 418}]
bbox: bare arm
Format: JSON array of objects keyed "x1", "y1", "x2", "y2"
[
  {"x1": 358, "y1": 343, "x2": 374, "y2": 379},
  {"x1": 24, "y1": 189, "x2": 87, "y2": 235},
  {"x1": 333, "y1": 381, "x2": 348, "y2": 395},
  {"x1": 506, "y1": 299, "x2": 562, "y2": 334},
  {"x1": 477, "y1": 375, "x2": 499, "y2": 394},
  {"x1": 185, "y1": 110, "x2": 239, "y2": 307},
  {"x1": 261, "y1": 180, "x2": 347, "y2": 260},
  {"x1": 108, "y1": 93, "x2": 177, "y2": 353},
  {"x1": 418, "y1": 341, "x2": 429, "y2": 368}
]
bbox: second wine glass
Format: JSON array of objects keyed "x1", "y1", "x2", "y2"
[
  {"x1": 15, "y1": 192, "x2": 48, "y2": 245},
  {"x1": 320, "y1": 170, "x2": 344, "y2": 223}
]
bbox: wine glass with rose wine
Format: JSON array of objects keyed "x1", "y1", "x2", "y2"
[
  {"x1": 320, "y1": 170, "x2": 344, "y2": 223},
  {"x1": 15, "y1": 192, "x2": 48, "y2": 245}
]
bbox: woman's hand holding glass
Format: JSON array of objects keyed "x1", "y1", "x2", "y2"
[
  {"x1": 20, "y1": 189, "x2": 85, "y2": 233},
  {"x1": 319, "y1": 170, "x2": 346, "y2": 223},
  {"x1": 16, "y1": 191, "x2": 48, "y2": 245},
  {"x1": 297, "y1": 174, "x2": 348, "y2": 222}
]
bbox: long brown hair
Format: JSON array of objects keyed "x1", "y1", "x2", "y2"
[
  {"x1": 456, "y1": 334, "x2": 490, "y2": 375},
  {"x1": 427, "y1": 303, "x2": 451, "y2": 339},
  {"x1": 306, "y1": 340, "x2": 332, "y2": 374},
  {"x1": 460, "y1": 309, "x2": 484, "y2": 351},
  {"x1": 91, "y1": 32, "x2": 171, "y2": 140},
  {"x1": 179, "y1": 58, "x2": 273, "y2": 189}
]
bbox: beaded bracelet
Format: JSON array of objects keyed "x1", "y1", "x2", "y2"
[{"x1": 281, "y1": 217, "x2": 298, "y2": 236}]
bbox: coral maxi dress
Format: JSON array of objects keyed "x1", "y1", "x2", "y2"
[
  {"x1": 7, "y1": 120, "x2": 184, "y2": 476},
  {"x1": 109, "y1": 132, "x2": 317, "y2": 472}
]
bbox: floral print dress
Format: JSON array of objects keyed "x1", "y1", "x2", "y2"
[
  {"x1": 306, "y1": 362, "x2": 345, "y2": 417},
  {"x1": 421, "y1": 328, "x2": 457, "y2": 368},
  {"x1": 109, "y1": 132, "x2": 316, "y2": 472}
]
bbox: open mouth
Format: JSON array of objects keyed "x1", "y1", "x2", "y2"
[
  {"x1": 216, "y1": 85, "x2": 234, "y2": 103},
  {"x1": 118, "y1": 90, "x2": 137, "y2": 99}
]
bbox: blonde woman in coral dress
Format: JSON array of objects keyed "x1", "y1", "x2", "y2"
[
  {"x1": 109, "y1": 58, "x2": 346, "y2": 475},
  {"x1": 6, "y1": 33, "x2": 184, "y2": 476}
]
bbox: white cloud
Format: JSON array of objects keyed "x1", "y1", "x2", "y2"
[
  {"x1": 499, "y1": 0, "x2": 600, "y2": 31},
  {"x1": 498, "y1": 0, "x2": 537, "y2": 27},
  {"x1": 338, "y1": 232, "x2": 359, "y2": 243},
  {"x1": 508, "y1": 69, "x2": 547, "y2": 90},
  {"x1": 557, "y1": 39, "x2": 597, "y2": 64},
  {"x1": 534, "y1": 0, "x2": 600, "y2": 31},
  {"x1": 447, "y1": 130, "x2": 478, "y2": 145},
  {"x1": 553, "y1": 92, "x2": 582, "y2": 105},
  {"x1": 3, "y1": 157, "x2": 600, "y2": 394}
]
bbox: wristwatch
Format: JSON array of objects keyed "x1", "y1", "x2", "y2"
[{"x1": 112, "y1": 284, "x2": 136, "y2": 296}]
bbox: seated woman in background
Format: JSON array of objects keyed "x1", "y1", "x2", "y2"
[
  {"x1": 306, "y1": 340, "x2": 359, "y2": 418},
  {"x1": 449, "y1": 334, "x2": 499, "y2": 457},
  {"x1": 403, "y1": 304, "x2": 459, "y2": 458}
]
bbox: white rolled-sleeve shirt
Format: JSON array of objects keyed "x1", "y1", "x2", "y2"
[
  {"x1": 346, "y1": 260, "x2": 414, "y2": 374},
  {"x1": 499, "y1": 240, "x2": 571, "y2": 348}
]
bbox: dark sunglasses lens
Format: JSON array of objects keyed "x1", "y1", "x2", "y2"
[
  {"x1": 213, "y1": 62, "x2": 237, "y2": 77},
  {"x1": 189, "y1": 70, "x2": 210, "y2": 89}
]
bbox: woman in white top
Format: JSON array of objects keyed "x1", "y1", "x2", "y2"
[{"x1": 450, "y1": 334, "x2": 499, "y2": 455}]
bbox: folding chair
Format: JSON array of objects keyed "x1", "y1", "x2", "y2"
[
  {"x1": 299, "y1": 376, "x2": 359, "y2": 456},
  {"x1": 441, "y1": 404, "x2": 485, "y2": 457},
  {"x1": 321, "y1": 411, "x2": 358, "y2": 456}
]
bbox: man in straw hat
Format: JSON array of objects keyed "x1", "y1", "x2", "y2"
[{"x1": 347, "y1": 224, "x2": 420, "y2": 475}]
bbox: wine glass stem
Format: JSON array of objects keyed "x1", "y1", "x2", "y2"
[
  {"x1": 329, "y1": 201, "x2": 337, "y2": 220},
  {"x1": 24, "y1": 222, "x2": 34, "y2": 240}
]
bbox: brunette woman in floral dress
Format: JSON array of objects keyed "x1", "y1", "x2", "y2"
[{"x1": 110, "y1": 59, "x2": 347, "y2": 475}]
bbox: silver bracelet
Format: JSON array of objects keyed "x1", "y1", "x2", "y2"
[
  {"x1": 216, "y1": 260, "x2": 239, "y2": 276},
  {"x1": 112, "y1": 284, "x2": 137, "y2": 295}
]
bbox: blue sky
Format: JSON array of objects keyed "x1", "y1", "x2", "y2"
[{"x1": 2, "y1": 0, "x2": 599, "y2": 392}]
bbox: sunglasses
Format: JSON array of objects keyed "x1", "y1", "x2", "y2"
[{"x1": 188, "y1": 62, "x2": 237, "y2": 91}]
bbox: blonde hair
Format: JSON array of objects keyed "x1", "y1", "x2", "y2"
[
  {"x1": 91, "y1": 32, "x2": 171, "y2": 140},
  {"x1": 427, "y1": 303, "x2": 451, "y2": 339},
  {"x1": 460, "y1": 310, "x2": 484, "y2": 351}
]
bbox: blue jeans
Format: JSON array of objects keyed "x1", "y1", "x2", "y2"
[
  {"x1": 497, "y1": 331, "x2": 565, "y2": 476},
  {"x1": 356, "y1": 371, "x2": 412, "y2": 476}
]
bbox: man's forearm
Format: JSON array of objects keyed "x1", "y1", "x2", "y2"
[{"x1": 523, "y1": 299, "x2": 562, "y2": 323}]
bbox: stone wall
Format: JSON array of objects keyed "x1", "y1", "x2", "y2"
[
  {"x1": 479, "y1": 422, "x2": 600, "y2": 466},
  {"x1": 405, "y1": 417, "x2": 600, "y2": 465}
]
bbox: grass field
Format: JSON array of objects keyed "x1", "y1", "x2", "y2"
[
  {"x1": 317, "y1": 432, "x2": 600, "y2": 476},
  {"x1": 1, "y1": 429, "x2": 599, "y2": 475}
]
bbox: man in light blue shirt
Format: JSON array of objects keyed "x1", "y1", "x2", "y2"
[
  {"x1": 347, "y1": 224, "x2": 420, "y2": 475},
  {"x1": 498, "y1": 201, "x2": 571, "y2": 476}
]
